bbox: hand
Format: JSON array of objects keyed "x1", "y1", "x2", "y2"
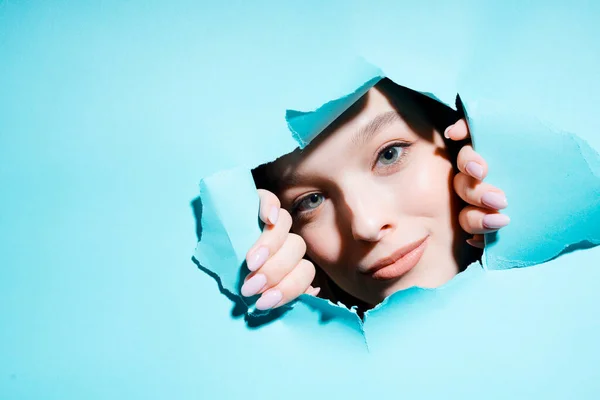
[
  {"x1": 242, "y1": 189, "x2": 319, "y2": 310},
  {"x1": 445, "y1": 119, "x2": 510, "y2": 249}
]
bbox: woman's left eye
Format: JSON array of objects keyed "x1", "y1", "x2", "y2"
[{"x1": 376, "y1": 144, "x2": 406, "y2": 167}]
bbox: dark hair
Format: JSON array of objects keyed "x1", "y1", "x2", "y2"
[{"x1": 377, "y1": 78, "x2": 464, "y2": 168}]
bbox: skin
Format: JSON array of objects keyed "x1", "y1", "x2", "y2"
[{"x1": 242, "y1": 85, "x2": 510, "y2": 310}]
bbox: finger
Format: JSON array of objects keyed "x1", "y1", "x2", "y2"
[
  {"x1": 459, "y1": 206, "x2": 510, "y2": 235},
  {"x1": 255, "y1": 259, "x2": 316, "y2": 310},
  {"x1": 257, "y1": 189, "x2": 281, "y2": 225},
  {"x1": 246, "y1": 208, "x2": 292, "y2": 271},
  {"x1": 453, "y1": 172, "x2": 508, "y2": 210},
  {"x1": 444, "y1": 119, "x2": 470, "y2": 141},
  {"x1": 242, "y1": 233, "x2": 306, "y2": 297},
  {"x1": 456, "y1": 144, "x2": 488, "y2": 180}
]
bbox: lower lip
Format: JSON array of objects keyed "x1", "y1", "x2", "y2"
[{"x1": 369, "y1": 237, "x2": 429, "y2": 281}]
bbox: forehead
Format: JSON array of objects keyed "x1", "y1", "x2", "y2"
[{"x1": 273, "y1": 84, "x2": 416, "y2": 172}]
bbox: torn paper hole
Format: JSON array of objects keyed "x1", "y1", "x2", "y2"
[{"x1": 193, "y1": 58, "x2": 600, "y2": 337}]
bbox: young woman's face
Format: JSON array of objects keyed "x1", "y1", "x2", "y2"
[{"x1": 274, "y1": 85, "x2": 465, "y2": 306}]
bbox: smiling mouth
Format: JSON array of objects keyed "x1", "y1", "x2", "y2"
[{"x1": 362, "y1": 236, "x2": 430, "y2": 281}]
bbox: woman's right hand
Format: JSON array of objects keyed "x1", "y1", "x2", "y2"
[{"x1": 241, "y1": 189, "x2": 319, "y2": 310}]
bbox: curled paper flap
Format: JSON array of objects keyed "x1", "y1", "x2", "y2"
[
  {"x1": 461, "y1": 98, "x2": 600, "y2": 269},
  {"x1": 285, "y1": 59, "x2": 384, "y2": 148},
  {"x1": 194, "y1": 168, "x2": 262, "y2": 304}
]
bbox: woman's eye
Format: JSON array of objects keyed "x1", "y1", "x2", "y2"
[
  {"x1": 376, "y1": 145, "x2": 405, "y2": 166},
  {"x1": 295, "y1": 193, "x2": 324, "y2": 213}
]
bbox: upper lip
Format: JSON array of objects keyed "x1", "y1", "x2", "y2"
[{"x1": 361, "y1": 235, "x2": 429, "y2": 275}]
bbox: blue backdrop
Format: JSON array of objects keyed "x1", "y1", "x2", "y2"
[{"x1": 2, "y1": 1, "x2": 599, "y2": 399}]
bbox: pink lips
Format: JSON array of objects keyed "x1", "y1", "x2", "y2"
[{"x1": 362, "y1": 236, "x2": 430, "y2": 281}]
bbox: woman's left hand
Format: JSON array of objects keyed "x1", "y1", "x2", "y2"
[{"x1": 445, "y1": 119, "x2": 510, "y2": 249}]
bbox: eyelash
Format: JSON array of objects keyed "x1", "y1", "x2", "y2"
[
  {"x1": 291, "y1": 193, "x2": 322, "y2": 220},
  {"x1": 372, "y1": 141, "x2": 412, "y2": 171},
  {"x1": 291, "y1": 141, "x2": 412, "y2": 219}
]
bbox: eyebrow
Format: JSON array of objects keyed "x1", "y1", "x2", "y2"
[
  {"x1": 351, "y1": 110, "x2": 402, "y2": 147},
  {"x1": 279, "y1": 169, "x2": 309, "y2": 190},
  {"x1": 279, "y1": 111, "x2": 403, "y2": 191}
]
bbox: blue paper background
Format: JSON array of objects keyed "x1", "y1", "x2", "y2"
[{"x1": 2, "y1": 1, "x2": 600, "y2": 399}]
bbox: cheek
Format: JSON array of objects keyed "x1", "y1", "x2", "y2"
[
  {"x1": 401, "y1": 147, "x2": 454, "y2": 216},
  {"x1": 294, "y1": 209, "x2": 343, "y2": 268}
]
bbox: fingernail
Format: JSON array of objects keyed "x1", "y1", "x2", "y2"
[
  {"x1": 256, "y1": 289, "x2": 283, "y2": 310},
  {"x1": 247, "y1": 246, "x2": 269, "y2": 271},
  {"x1": 483, "y1": 214, "x2": 510, "y2": 229},
  {"x1": 309, "y1": 287, "x2": 321, "y2": 296},
  {"x1": 268, "y1": 206, "x2": 279, "y2": 225},
  {"x1": 241, "y1": 274, "x2": 267, "y2": 297},
  {"x1": 466, "y1": 161, "x2": 484, "y2": 180},
  {"x1": 444, "y1": 124, "x2": 454, "y2": 139},
  {"x1": 466, "y1": 239, "x2": 485, "y2": 249},
  {"x1": 481, "y1": 192, "x2": 508, "y2": 209}
]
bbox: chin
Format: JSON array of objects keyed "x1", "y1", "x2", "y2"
[{"x1": 381, "y1": 258, "x2": 458, "y2": 299}]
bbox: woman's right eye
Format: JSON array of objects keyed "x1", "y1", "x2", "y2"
[{"x1": 294, "y1": 193, "x2": 324, "y2": 213}]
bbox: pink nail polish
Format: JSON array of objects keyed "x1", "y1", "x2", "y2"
[
  {"x1": 481, "y1": 192, "x2": 508, "y2": 210},
  {"x1": 247, "y1": 246, "x2": 269, "y2": 271},
  {"x1": 483, "y1": 214, "x2": 510, "y2": 229},
  {"x1": 256, "y1": 289, "x2": 283, "y2": 310},
  {"x1": 466, "y1": 161, "x2": 484, "y2": 180},
  {"x1": 268, "y1": 206, "x2": 279, "y2": 225},
  {"x1": 241, "y1": 274, "x2": 267, "y2": 297}
]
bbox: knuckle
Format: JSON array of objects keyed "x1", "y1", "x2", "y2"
[
  {"x1": 458, "y1": 209, "x2": 471, "y2": 233},
  {"x1": 459, "y1": 206, "x2": 480, "y2": 233},
  {"x1": 456, "y1": 148, "x2": 466, "y2": 165},
  {"x1": 453, "y1": 173, "x2": 472, "y2": 203},
  {"x1": 453, "y1": 172, "x2": 467, "y2": 191},
  {"x1": 283, "y1": 260, "x2": 316, "y2": 297},
  {"x1": 258, "y1": 189, "x2": 280, "y2": 209},
  {"x1": 278, "y1": 208, "x2": 293, "y2": 228},
  {"x1": 257, "y1": 188, "x2": 268, "y2": 199},
  {"x1": 300, "y1": 258, "x2": 314, "y2": 269},
  {"x1": 288, "y1": 233, "x2": 307, "y2": 253},
  {"x1": 462, "y1": 143, "x2": 474, "y2": 154},
  {"x1": 299, "y1": 258, "x2": 315, "y2": 272},
  {"x1": 463, "y1": 174, "x2": 479, "y2": 194},
  {"x1": 458, "y1": 144, "x2": 474, "y2": 160},
  {"x1": 270, "y1": 193, "x2": 282, "y2": 209},
  {"x1": 300, "y1": 259, "x2": 316, "y2": 281}
]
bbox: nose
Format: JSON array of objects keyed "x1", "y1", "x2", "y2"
[{"x1": 343, "y1": 184, "x2": 394, "y2": 242}]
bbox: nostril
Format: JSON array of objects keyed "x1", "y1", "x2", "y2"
[{"x1": 377, "y1": 224, "x2": 393, "y2": 240}]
